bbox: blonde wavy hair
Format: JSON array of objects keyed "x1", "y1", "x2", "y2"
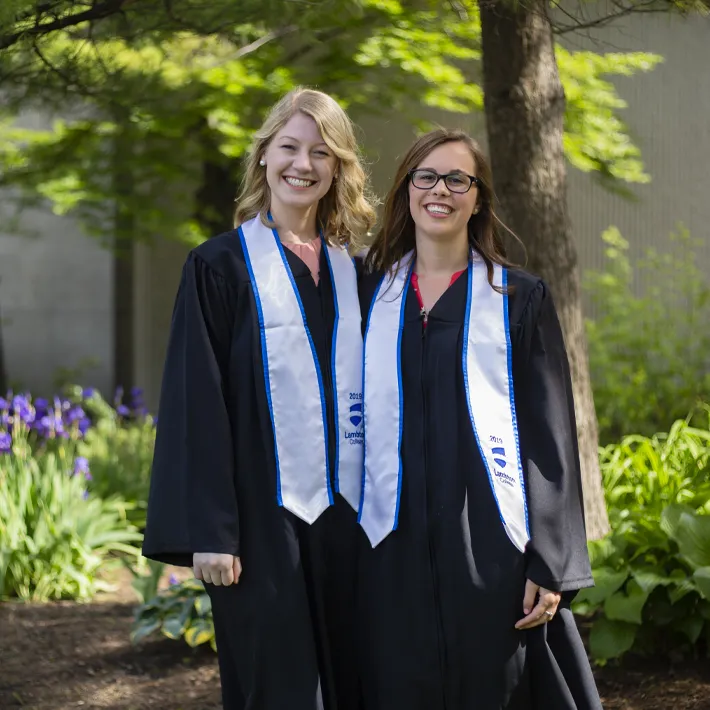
[{"x1": 234, "y1": 87, "x2": 376, "y2": 248}]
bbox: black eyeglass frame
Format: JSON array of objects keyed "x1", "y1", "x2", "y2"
[{"x1": 407, "y1": 168, "x2": 481, "y2": 194}]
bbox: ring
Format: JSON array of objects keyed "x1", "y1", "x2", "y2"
[{"x1": 543, "y1": 610, "x2": 554, "y2": 620}]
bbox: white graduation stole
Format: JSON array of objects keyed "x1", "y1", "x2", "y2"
[
  {"x1": 238, "y1": 216, "x2": 363, "y2": 523},
  {"x1": 359, "y1": 251, "x2": 530, "y2": 551}
]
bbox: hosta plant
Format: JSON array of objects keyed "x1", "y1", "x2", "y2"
[
  {"x1": 132, "y1": 577, "x2": 216, "y2": 651},
  {"x1": 573, "y1": 411, "x2": 710, "y2": 662}
]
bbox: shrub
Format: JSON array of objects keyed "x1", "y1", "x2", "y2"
[
  {"x1": 0, "y1": 386, "x2": 156, "y2": 529},
  {"x1": 77, "y1": 408, "x2": 155, "y2": 529},
  {"x1": 584, "y1": 226, "x2": 710, "y2": 444},
  {"x1": 132, "y1": 577, "x2": 216, "y2": 651},
  {"x1": 573, "y1": 410, "x2": 710, "y2": 662},
  {"x1": 0, "y1": 450, "x2": 142, "y2": 601}
]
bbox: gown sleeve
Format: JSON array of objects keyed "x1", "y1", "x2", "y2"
[
  {"x1": 516, "y1": 280, "x2": 594, "y2": 593},
  {"x1": 142, "y1": 252, "x2": 239, "y2": 567}
]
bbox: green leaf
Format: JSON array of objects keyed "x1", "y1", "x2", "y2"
[
  {"x1": 184, "y1": 618, "x2": 215, "y2": 648},
  {"x1": 130, "y1": 619, "x2": 162, "y2": 644},
  {"x1": 181, "y1": 578, "x2": 206, "y2": 592},
  {"x1": 673, "y1": 615, "x2": 705, "y2": 644},
  {"x1": 662, "y1": 505, "x2": 710, "y2": 568},
  {"x1": 632, "y1": 568, "x2": 675, "y2": 595},
  {"x1": 604, "y1": 580, "x2": 650, "y2": 624},
  {"x1": 194, "y1": 593, "x2": 212, "y2": 616},
  {"x1": 161, "y1": 598, "x2": 194, "y2": 640},
  {"x1": 693, "y1": 567, "x2": 710, "y2": 600},
  {"x1": 589, "y1": 618, "x2": 638, "y2": 662},
  {"x1": 668, "y1": 578, "x2": 697, "y2": 605},
  {"x1": 570, "y1": 600, "x2": 597, "y2": 617},
  {"x1": 587, "y1": 537, "x2": 618, "y2": 568},
  {"x1": 575, "y1": 567, "x2": 629, "y2": 607}
]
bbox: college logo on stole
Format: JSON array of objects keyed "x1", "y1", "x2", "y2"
[
  {"x1": 359, "y1": 251, "x2": 530, "y2": 551},
  {"x1": 238, "y1": 215, "x2": 363, "y2": 523}
]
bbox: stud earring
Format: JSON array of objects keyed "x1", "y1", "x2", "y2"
[{"x1": 259, "y1": 159, "x2": 266, "y2": 166}]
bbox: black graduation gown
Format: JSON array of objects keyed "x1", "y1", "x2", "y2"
[
  {"x1": 142, "y1": 230, "x2": 360, "y2": 710},
  {"x1": 356, "y1": 267, "x2": 601, "y2": 710}
]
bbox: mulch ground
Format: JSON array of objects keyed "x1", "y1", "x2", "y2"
[{"x1": 1, "y1": 568, "x2": 709, "y2": 709}]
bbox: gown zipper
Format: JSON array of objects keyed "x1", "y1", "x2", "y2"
[{"x1": 421, "y1": 313, "x2": 448, "y2": 710}]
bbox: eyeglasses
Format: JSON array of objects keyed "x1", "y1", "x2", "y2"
[{"x1": 408, "y1": 169, "x2": 480, "y2": 194}]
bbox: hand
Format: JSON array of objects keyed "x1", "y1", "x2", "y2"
[
  {"x1": 514, "y1": 578, "x2": 561, "y2": 630},
  {"x1": 193, "y1": 553, "x2": 242, "y2": 586}
]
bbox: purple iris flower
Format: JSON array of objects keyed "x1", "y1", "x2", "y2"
[
  {"x1": 73, "y1": 456, "x2": 90, "y2": 477},
  {"x1": 0, "y1": 431, "x2": 11, "y2": 452},
  {"x1": 78, "y1": 418, "x2": 91, "y2": 435},
  {"x1": 35, "y1": 415, "x2": 51, "y2": 437},
  {"x1": 169, "y1": 574, "x2": 179, "y2": 586},
  {"x1": 82, "y1": 490, "x2": 89, "y2": 500},
  {"x1": 83, "y1": 387, "x2": 95, "y2": 398},
  {"x1": 34, "y1": 398, "x2": 48, "y2": 411},
  {"x1": 117, "y1": 405, "x2": 130, "y2": 417},
  {"x1": 67, "y1": 406, "x2": 86, "y2": 423},
  {"x1": 12, "y1": 395, "x2": 34, "y2": 425},
  {"x1": 0, "y1": 397, "x2": 8, "y2": 409}
]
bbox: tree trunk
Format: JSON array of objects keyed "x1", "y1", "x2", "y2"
[
  {"x1": 113, "y1": 241, "x2": 134, "y2": 394},
  {"x1": 112, "y1": 120, "x2": 135, "y2": 395},
  {"x1": 478, "y1": 0, "x2": 609, "y2": 539},
  {"x1": 195, "y1": 156, "x2": 240, "y2": 236}
]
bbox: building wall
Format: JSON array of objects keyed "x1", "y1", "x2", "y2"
[
  {"x1": 133, "y1": 238, "x2": 190, "y2": 411},
  {"x1": 0, "y1": 209, "x2": 113, "y2": 396},
  {"x1": 561, "y1": 9, "x2": 710, "y2": 287},
  {"x1": 0, "y1": 104, "x2": 113, "y2": 398}
]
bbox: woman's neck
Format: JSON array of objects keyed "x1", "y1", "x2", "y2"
[
  {"x1": 270, "y1": 201, "x2": 319, "y2": 245},
  {"x1": 414, "y1": 231, "x2": 469, "y2": 276}
]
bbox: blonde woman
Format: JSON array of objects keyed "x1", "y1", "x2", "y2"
[{"x1": 143, "y1": 88, "x2": 376, "y2": 710}]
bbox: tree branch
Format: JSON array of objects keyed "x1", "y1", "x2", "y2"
[
  {"x1": 551, "y1": 0, "x2": 696, "y2": 35},
  {"x1": 0, "y1": 0, "x2": 141, "y2": 50}
]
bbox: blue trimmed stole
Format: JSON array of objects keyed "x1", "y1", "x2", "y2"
[
  {"x1": 359, "y1": 251, "x2": 530, "y2": 551},
  {"x1": 239, "y1": 215, "x2": 363, "y2": 523}
]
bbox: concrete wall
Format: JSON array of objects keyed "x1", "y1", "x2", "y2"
[
  {"x1": 0, "y1": 212, "x2": 113, "y2": 396},
  {"x1": 0, "y1": 108, "x2": 113, "y2": 398},
  {"x1": 560, "y1": 9, "x2": 710, "y2": 287},
  {"x1": 133, "y1": 238, "x2": 190, "y2": 412}
]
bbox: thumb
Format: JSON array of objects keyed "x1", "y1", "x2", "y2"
[
  {"x1": 233, "y1": 556, "x2": 242, "y2": 584},
  {"x1": 523, "y1": 579, "x2": 539, "y2": 616}
]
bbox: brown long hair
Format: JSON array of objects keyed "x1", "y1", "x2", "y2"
[{"x1": 365, "y1": 128, "x2": 524, "y2": 289}]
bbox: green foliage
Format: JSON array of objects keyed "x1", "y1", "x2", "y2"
[
  {"x1": 77, "y1": 408, "x2": 156, "y2": 529},
  {"x1": 0, "y1": 446, "x2": 142, "y2": 601},
  {"x1": 559, "y1": 47, "x2": 662, "y2": 188},
  {"x1": 573, "y1": 413, "x2": 710, "y2": 662},
  {"x1": 585, "y1": 226, "x2": 710, "y2": 443},
  {"x1": 132, "y1": 577, "x2": 216, "y2": 651},
  {"x1": 0, "y1": 0, "x2": 661, "y2": 245},
  {"x1": 124, "y1": 557, "x2": 167, "y2": 604}
]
